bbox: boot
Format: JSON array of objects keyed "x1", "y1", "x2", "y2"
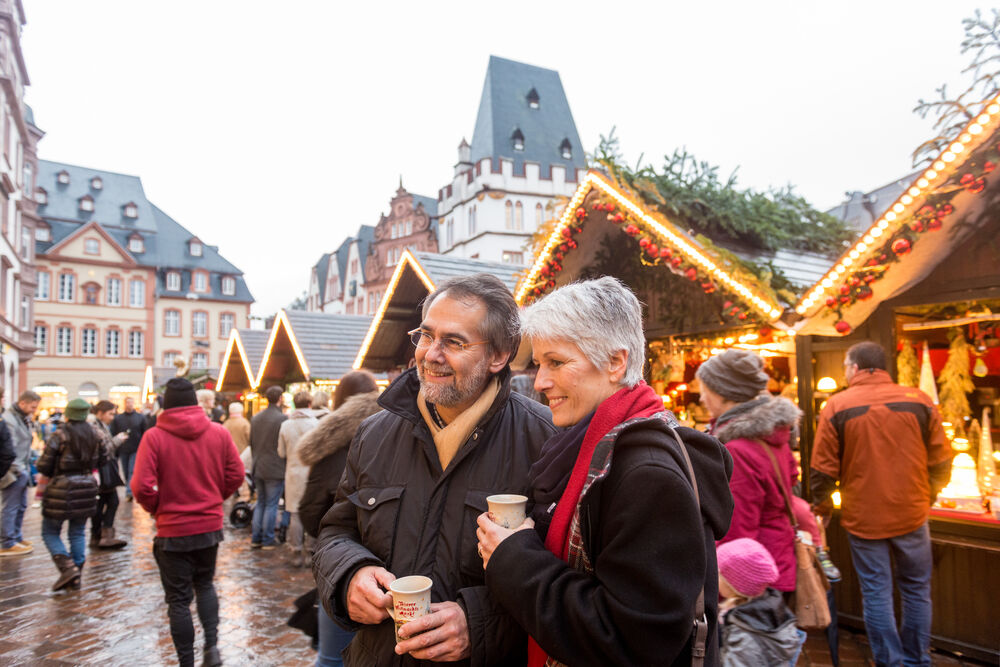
[
  {"x1": 68, "y1": 562, "x2": 84, "y2": 589},
  {"x1": 89, "y1": 530, "x2": 101, "y2": 548},
  {"x1": 98, "y1": 527, "x2": 127, "y2": 549},
  {"x1": 201, "y1": 646, "x2": 222, "y2": 667},
  {"x1": 51, "y1": 554, "x2": 80, "y2": 591}
]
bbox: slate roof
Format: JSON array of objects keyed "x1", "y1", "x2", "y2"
[
  {"x1": 281, "y1": 310, "x2": 374, "y2": 380},
  {"x1": 356, "y1": 225, "x2": 376, "y2": 274},
  {"x1": 411, "y1": 251, "x2": 524, "y2": 292},
  {"x1": 238, "y1": 329, "x2": 270, "y2": 378},
  {"x1": 826, "y1": 171, "x2": 921, "y2": 234},
  {"x1": 313, "y1": 252, "x2": 331, "y2": 303},
  {"x1": 412, "y1": 194, "x2": 438, "y2": 218},
  {"x1": 35, "y1": 159, "x2": 253, "y2": 304},
  {"x1": 469, "y1": 56, "x2": 586, "y2": 178}
]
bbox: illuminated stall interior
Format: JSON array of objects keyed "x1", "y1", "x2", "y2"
[
  {"x1": 353, "y1": 250, "x2": 523, "y2": 374},
  {"x1": 790, "y1": 92, "x2": 1000, "y2": 661},
  {"x1": 515, "y1": 170, "x2": 834, "y2": 422}
]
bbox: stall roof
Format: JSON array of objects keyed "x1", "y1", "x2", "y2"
[
  {"x1": 794, "y1": 91, "x2": 1000, "y2": 336},
  {"x1": 353, "y1": 250, "x2": 525, "y2": 371},
  {"x1": 255, "y1": 310, "x2": 375, "y2": 386},
  {"x1": 217, "y1": 328, "x2": 272, "y2": 392}
]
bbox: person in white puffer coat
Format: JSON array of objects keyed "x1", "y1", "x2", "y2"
[{"x1": 277, "y1": 391, "x2": 318, "y2": 566}]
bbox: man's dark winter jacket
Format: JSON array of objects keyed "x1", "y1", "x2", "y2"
[
  {"x1": 298, "y1": 390, "x2": 382, "y2": 539},
  {"x1": 313, "y1": 367, "x2": 557, "y2": 667},
  {"x1": 486, "y1": 418, "x2": 734, "y2": 667},
  {"x1": 0, "y1": 421, "x2": 14, "y2": 478},
  {"x1": 111, "y1": 409, "x2": 147, "y2": 456},
  {"x1": 37, "y1": 422, "x2": 107, "y2": 521},
  {"x1": 250, "y1": 404, "x2": 287, "y2": 481}
]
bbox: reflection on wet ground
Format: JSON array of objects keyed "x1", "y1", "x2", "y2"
[{"x1": 0, "y1": 495, "x2": 316, "y2": 666}]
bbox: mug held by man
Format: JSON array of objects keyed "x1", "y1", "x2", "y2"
[{"x1": 387, "y1": 575, "x2": 433, "y2": 643}]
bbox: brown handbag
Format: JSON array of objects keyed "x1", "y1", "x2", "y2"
[{"x1": 758, "y1": 441, "x2": 832, "y2": 630}]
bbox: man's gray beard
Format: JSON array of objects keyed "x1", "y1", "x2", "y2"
[{"x1": 418, "y1": 356, "x2": 491, "y2": 408}]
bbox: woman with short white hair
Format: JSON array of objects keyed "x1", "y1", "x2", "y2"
[{"x1": 477, "y1": 276, "x2": 734, "y2": 665}]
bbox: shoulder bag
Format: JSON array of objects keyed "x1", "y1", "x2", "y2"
[{"x1": 757, "y1": 441, "x2": 831, "y2": 630}]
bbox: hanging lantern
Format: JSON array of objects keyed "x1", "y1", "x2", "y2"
[{"x1": 891, "y1": 238, "x2": 911, "y2": 255}]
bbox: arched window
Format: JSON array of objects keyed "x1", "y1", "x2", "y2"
[
  {"x1": 527, "y1": 88, "x2": 540, "y2": 109},
  {"x1": 511, "y1": 128, "x2": 525, "y2": 152},
  {"x1": 514, "y1": 202, "x2": 523, "y2": 231},
  {"x1": 535, "y1": 203, "x2": 544, "y2": 228},
  {"x1": 504, "y1": 201, "x2": 513, "y2": 230},
  {"x1": 560, "y1": 138, "x2": 573, "y2": 160}
]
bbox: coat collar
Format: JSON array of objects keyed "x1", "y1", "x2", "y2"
[{"x1": 379, "y1": 366, "x2": 513, "y2": 431}]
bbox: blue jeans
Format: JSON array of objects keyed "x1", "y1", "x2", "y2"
[
  {"x1": 42, "y1": 516, "x2": 88, "y2": 567},
  {"x1": 251, "y1": 477, "x2": 284, "y2": 546},
  {"x1": 120, "y1": 452, "x2": 137, "y2": 497},
  {"x1": 1, "y1": 468, "x2": 29, "y2": 548},
  {"x1": 848, "y1": 522, "x2": 932, "y2": 667},
  {"x1": 317, "y1": 601, "x2": 354, "y2": 667}
]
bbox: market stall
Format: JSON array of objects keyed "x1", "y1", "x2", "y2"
[{"x1": 792, "y1": 93, "x2": 1000, "y2": 661}]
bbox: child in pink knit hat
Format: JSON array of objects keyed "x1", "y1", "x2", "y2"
[{"x1": 717, "y1": 538, "x2": 806, "y2": 666}]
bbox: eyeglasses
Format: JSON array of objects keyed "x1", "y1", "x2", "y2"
[{"x1": 407, "y1": 328, "x2": 489, "y2": 354}]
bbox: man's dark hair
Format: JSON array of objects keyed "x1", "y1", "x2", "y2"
[
  {"x1": 421, "y1": 274, "x2": 520, "y2": 365},
  {"x1": 334, "y1": 370, "x2": 378, "y2": 409},
  {"x1": 92, "y1": 400, "x2": 116, "y2": 414},
  {"x1": 292, "y1": 391, "x2": 312, "y2": 408},
  {"x1": 265, "y1": 385, "x2": 283, "y2": 404},
  {"x1": 846, "y1": 342, "x2": 887, "y2": 371},
  {"x1": 18, "y1": 390, "x2": 41, "y2": 403}
]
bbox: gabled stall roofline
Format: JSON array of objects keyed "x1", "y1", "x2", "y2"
[
  {"x1": 352, "y1": 249, "x2": 435, "y2": 370},
  {"x1": 515, "y1": 171, "x2": 786, "y2": 323},
  {"x1": 254, "y1": 309, "x2": 312, "y2": 387},
  {"x1": 217, "y1": 328, "x2": 258, "y2": 392},
  {"x1": 794, "y1": 91, "x2": 1000, "y2": 319}
]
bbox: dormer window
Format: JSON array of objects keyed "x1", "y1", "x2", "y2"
[
  {"x1": 35, "y1": 226, "x2": 51, "y2": 242},
  {"x1": 512, "y1": 128, "x2": 525, "y2": 152},
  {"x1": 560, "y1": 138, "x2": 573, "y2": 160},
  {"x1": 166, "y1": 271, "x2": 181, "y2": 291},
  {"x1": 57, "y1": 170, "x2": 70, "y2": 185},
  {"x1": 221, "y1": 276, "x2": 236, "y2": 296},
  {"x1": 123, "y1": 202, "x2": 138, "y2": 219},
  {"x1": 527, "y1": 88, "x2": 540, "y2": 109},
  {"x1": 79, "y1": 195, "x2": 94, "y2": 212},
  {"x1": 128, "y1": 235, "x2": 144, "y2": 253},
  {"x1": 190, "y1": 240, "x2": 203, "y2": 257},
  {"x1": 84, "y1": 239, "x2": 100, "y2": 255},
  {"x1": 35, "y1": 187, "x2": 47, "y2": 205},
  {"x1": 90, "y1": 176, "x2": 103, "y2": 190}
]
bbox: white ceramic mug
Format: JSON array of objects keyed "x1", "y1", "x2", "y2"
[
  {"x1": 486, "y1": 494, "x2": 528, "y2": 529},
  {"x1": 386, "y1": 575, "x2": 433, "y2": 643}
]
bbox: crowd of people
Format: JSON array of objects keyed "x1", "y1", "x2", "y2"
[{"x1": 0, "y1": 272, "x2": 952, "y2": 667}]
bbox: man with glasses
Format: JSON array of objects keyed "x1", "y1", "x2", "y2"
[
  {"x1": 314, "y1": 274, "x2": 556, "y2": 665},
  {"x1": 811, "y1": 342, "x2": 952, "y2": 667}
]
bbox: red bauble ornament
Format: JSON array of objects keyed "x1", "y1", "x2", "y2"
[
  {"x1": 612, "y1": 213, "x2": 625, "y2": 223},
  {"x1": 555, "y1": 252, "x2": 564, "y2": 261},
  {"x1": 863, "y1": 274, "x2": 877, "y2": 284},
  {"x1": 911, "y1": 221, "x2": 925, "y2": 233},
  {"x1": 658, "y1": 247, "x2": 672, "y2": 259},
  {"x1": 960, "y1": 173, "x2": 975, "y2": 186},
  {"x1": 839, "y1": 285, "x2": 850, "y2": 295},
  {"x1": 866, "y1": 259, "x2": 879, "y2": 267},
  {"x1": 591, "y1": 203, "x2": 601, "y2": 210},
  {"x1": 738, "y1": 313, "x2": 748, "y2": 320},
  {"x1": 547, "y1": 280, "x2": 556, "y2": 289},
  {"x1": 937, "y1": 204, "x2": 953, "y2": 217},
  {"x1": 575, "y1": 208, "x2": 586, "y2": 219},
  {"x1": 839, "y1": 295, "x2": 850, "y2": 304},
  {"x1": 561, "y1": 227, "x2": 573, "y2": 238},
  {"x1": 639, "y1": 237, "x2": 650, "y2": 248},
  {"x1": 926, "y1": 218, "x2": 942, "y2": 231},
  {"x1": 671, "y1": 257, "x2": 682, "y2": 267},
  {"x1": 879, "y1": 254, "x2": 888, "y2": 262},
  {"x1": 625, "y1": 224, "x2": 639, "y2": 236},
  {"x1": 559, "y1": 244, "x2": 568, "y2": 253},
  {"x1": 540, "y1": 265, "x2": 550, "y2": 276},
  {"x1": 848, "y1": 276, "x2": 861, "y2": 287},
  {"x1": 646, "y1": 244, "x2": 659, "y2": 257},
  {"x1": 533, "y1": 288, "x2": 541, "y2": 296},
  {"x1": 918, "y1": 205, "x2": 935, "y2": 218},
  {"x1": 891, "y1": 238, "x2": 911, "y2": 255},
  {"x1": 858, "y1": 287, "x2": 873, "y2": 300},
  {"x1": 969, "y1": 178, "x2": 986, "y2": 194},
  {"x1": 723, "y1": 301, "x2": 733, "y2": 309},
  {"x1": 825, "y1": 296, "x2": 837, "y2": 307},
  {"x1": 567, "y1": 240, "x2": 577, "y2": 249},
  {"x1": 551, "y1": 263, "x2": 562, "y2": 272},
  {"x1": 985, "y1": 161, "x2": 996, "y2": 173},
  {"x1": 685, "y1": 267, "x2": 698, "y2": 281},
  {"x1": 834, "y1": 321, "x2": 852, "y2": 334},
  {"x1": 701, "y1": 282, "x2": 715, "y2": 294}
]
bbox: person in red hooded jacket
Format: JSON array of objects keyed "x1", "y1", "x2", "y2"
[{"x1": 132, "y1": 378, "x2": 244, "y2": 667}]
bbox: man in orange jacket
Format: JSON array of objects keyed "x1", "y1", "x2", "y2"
[{"x1": 811, "y1": 341, "x2": 952, "y2": 667}]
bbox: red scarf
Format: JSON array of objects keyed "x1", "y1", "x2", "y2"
[{"x1": 528, "y1": 382, "x2": 663, "y2": 667}]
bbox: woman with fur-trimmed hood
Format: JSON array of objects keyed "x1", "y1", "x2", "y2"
[{"x1": 697, "y1": 349, "x2": 802, "y2": 593}]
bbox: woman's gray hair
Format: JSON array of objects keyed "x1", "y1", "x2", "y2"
[{"x1": 521, "y1": 276, "x2": 645, "y2": 386}]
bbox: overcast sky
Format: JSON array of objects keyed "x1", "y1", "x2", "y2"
[{"x1": 21, "y1": 1, "x2": 984, "y2": 316}]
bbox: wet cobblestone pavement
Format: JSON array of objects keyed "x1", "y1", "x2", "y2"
[{"x1": 0, "y1": 495, "x2": 316, "y2": 666}]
